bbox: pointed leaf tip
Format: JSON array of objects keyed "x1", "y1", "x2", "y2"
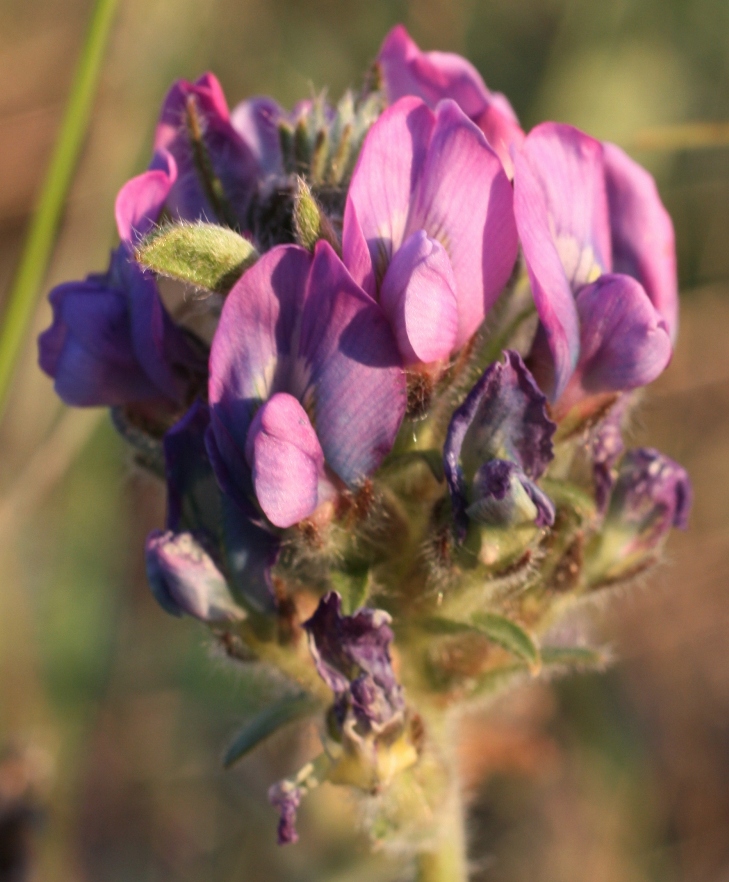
[
  {"x1": 136, "y1": 221, "x2": 259, "y2": 293},
  {"x1": 223, "y1": 693, "x2": 319, "y2": 768},
  {"x1": 470, "y1": 612, "x2": 540, "y2": 669}
]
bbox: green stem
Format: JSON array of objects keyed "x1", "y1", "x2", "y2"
[
  {"x1": 415, "y1": 785, "x2": 469, "y2": 882},
  {"x1": 0, "y1": 0, "x2": 119, "y2": 422}
]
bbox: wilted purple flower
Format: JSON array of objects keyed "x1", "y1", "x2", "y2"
[
  {"x1": 268, "y1": 781, "x2": 302, "y2": 845},
  {"x1": 304, "y1": 592, "x2": 404, "y2": 734},
  {"x1": 207, "y1": 241, "x2": 406, "y2": 529},
  {"x1": 513, "y1": 123, "x2": 674, "y2": 407},
  {"x1": 342, "y1": 96, "x2": 518, "y2": 364},
  {"x1": 154, "y1": 73, "x2": 264, "y2": 230},
  {"x1": 444, "y1": 350, "x2": 556, "y2": 539},
  {"x1": 38, "y1": 153, "x2": 204, "y2": 410},
  {"x1": 145, "y1": 530, "x2": 244, "y2": 622},
  {"x1": 377, "y1": 25, "x2": 525, "y2": 178}
]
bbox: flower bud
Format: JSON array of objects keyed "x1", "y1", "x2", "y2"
[
  {"x1": 587, "y1": 447, "x2": 691, "y2": 584},
  {"x1": 145, "y1": 530, "x2": 244, "y2": 622}
]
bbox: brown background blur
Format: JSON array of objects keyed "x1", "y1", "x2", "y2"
[{"x1": 0, "y1": 0, "x2": 728, "y2": 879}]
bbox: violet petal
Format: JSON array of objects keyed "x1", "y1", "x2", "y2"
[
  {"x1": 303, "y1": 592, "x2": 404, "y2": 730},
  {"x1": 407, "y1": 99, "x2": 518, "y2": 348},
  {"x1": 297, "y1": 241, "x2": 406, "y2": 484},
  {"x1": 378, "y1": 229, "x2": 458, "y2": 364},
  {"x1": 604, "y1": 142, "x2": 678, "y2": 342},
  {"x1": 377, "y1": 24, "x2": 524, "y2": 176},
  {"x1": 245, "y1": 393, "x2": 333, "y2": 528},
  {"x1": 573, "y1": 273, "x2": 672, "y2": 396},
  {"x1": 444, "y1": 351, "x2": 555, "y2": 537},
  {"x1": 514, "y1": 122, "x2": 611, "y2": 399},
  {"x1": 606, "y1": 447, "x2": 692, "y2": 554}
]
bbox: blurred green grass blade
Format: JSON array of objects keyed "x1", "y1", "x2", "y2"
[
  {"x1": 0, "y1": 0, "x2": 119, "y2": 422},
  {"x1": 223, "y1": 693, "x2": 320, "y2": 769}
]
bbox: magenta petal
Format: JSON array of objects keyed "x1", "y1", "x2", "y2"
[
  {"x1": 574, "y1": 274, "x2": 672, "y2": 395},
  {"x1": 472, "y1": 96, "x2": 525, "y2": 179},
  {"x1": 379, "y1": 230, "x2": 458, "y2": 364},
  {"x1": 377, "y1": 25, "x2": 524, "y2": 177},
  {"x1": 115, "y1": 150, "x2": 176, "y2": 245},
  {"x1": 341, "y1": 200, "x2": 376, "y2": 297},
  {"x1": 378, "y1": 25, "x2": 490, "y2": 117},
  {"x1": 345, "y1": 97, "x2": 434, "y2": 277},
  {"x1": 603, "y1": 142, "x2": 678, "y2": 342},
  {"x1": 514, "y1": 123, "x2": 614, "y2": 398},
  {"x1": 298, "y1": 242, "x2": 406, "y2": 484},
  {"x1": 153, "y1": 73, "x2": 258, "y2": 228},
  {"x1": 209, "y1": 245, "x2": 311, "y2": 470},
  {"x1": 245, "y1": 393, "x2": 329, "y2": 528},
  {"x1": 409, "y1": 99, "x2": 518, "y2": 347}
]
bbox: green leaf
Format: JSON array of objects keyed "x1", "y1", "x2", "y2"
[
  {"x1": 471, "y1": 612, "x2": 540, "y2": 669},
  {"x1": 421, "y1": 614, "x2": 540, "y2": 670},
  {"x1": 223, "y1": 693, "x2": 319, "y2": 768},
  {"x1": 540, "y1": 646, "x2": 607, "y2": 669},
  {"x1": 136, "y1": 222, "x2": 258, "y2": 293},
  {"x1": 330, "y1": 567, "x2": 370, "y2": 615}
]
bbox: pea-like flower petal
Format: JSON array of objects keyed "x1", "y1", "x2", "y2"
[
  {"x1": 377, "y1": 25, "x2": 524, "y2": 176},
  {"x1": 604, "y1": 142, "x2": 678, "y2": 342}
]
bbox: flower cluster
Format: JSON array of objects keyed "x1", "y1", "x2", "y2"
[{"x1": 38, "y1": 25, "x2": 691, "y2": 859}]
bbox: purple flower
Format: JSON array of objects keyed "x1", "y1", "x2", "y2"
[
  {"x1": 444, "y1": 350, "x2": 556, "y2": 538},
  {"x1": 268, "y1": 781, "x2": 302, "y2": 845},
  {"x1": 377, "y1": 25, "x2": 525, "y2": 178},
  {"x1": 342, "y1": 96, "x2": 518, "y2": 363},
  {"x1": 607, "y1": 448, "x2": 691, "y2": 545},
  {"x1": 513, "y1": 123, "x2": 674, "y2": 407},
  {"x1": 164, "y1": 401, "x2": 279, "y2": 615},
  {"x1": 591, "y1": 447, "x2": 691, "y2": 580},
  {"x1": 39, "y1": 153, "x2": 204, "y2": 410},
  {"x1": 207, "y1": 241, "x2": 406, "y2": 529},
  {"x1": 303, "y1": 592, "x2": 404, "y2": 734},
  {"x1": 154, "y1": 73, "x2": 263, "y2": 230},
  {"x1": 145, "y1": 529, "x2": 244, "y2": 623}
]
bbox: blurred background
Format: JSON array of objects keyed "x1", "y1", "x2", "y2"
[{"x1": 0, "y1": 0, "x2": 728, "y2": 879}]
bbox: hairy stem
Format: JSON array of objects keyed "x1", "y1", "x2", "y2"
[
  {"x1": 415, "y1": 784, "x2": 469, "y2": 882},
  {"x1": 0, "y1": 0, "x2": 119, "y2": 422}
]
